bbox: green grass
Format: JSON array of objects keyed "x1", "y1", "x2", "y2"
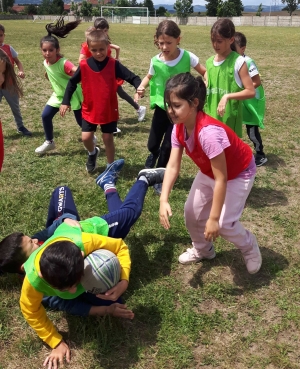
[{"x1": 0, "y1": 21, "x2": 300, "y2": 368}]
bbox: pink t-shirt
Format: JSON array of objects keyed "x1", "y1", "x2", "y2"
[
  {"x1": 171, "y1": 125, "x2": 256, "y2": 179},
  {"x1": 45, "y1": 56, "x2": 74, "y2": 77}
]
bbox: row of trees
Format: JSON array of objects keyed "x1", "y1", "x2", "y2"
[{"x1": 3, "y1": 0, "x2": 298, "y2": 18}]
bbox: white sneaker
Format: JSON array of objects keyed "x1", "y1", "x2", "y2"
[
  {"x1": 137, "y1": 106, "x2": 146, "y2": 122},
  {"x1": 113, "y1": 127, "x2": 121, "y2": 136},
  {"x1": 35, "y1": 140, "x2": 55, "y2": 154},
  {"x1": 178, "y1": 247, "x2": 216, "y2": 265}
]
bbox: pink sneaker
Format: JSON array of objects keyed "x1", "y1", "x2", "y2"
[
  {"x1": 178, "y1": 247, "x2": 216, "y2": 265},
  {"x1": 241, "y1": 237, "x2": 262, "y2": 274}
]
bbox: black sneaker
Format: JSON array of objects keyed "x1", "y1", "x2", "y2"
[
  {"x1": 137, "y1": 168, "x2": 166, "y2": 186},
  {"x1": 145, "y1": 151, "x2": 160, "y2": 169},
  {"x1": 17, "y1": 126, "x2": 32, "y2": 137},
  {"x1": 86, "y1": 147, "x2": 100, "y2": 173},
  {"x1": 255, "y1": 155, "x2": 268, "y2": 167}
]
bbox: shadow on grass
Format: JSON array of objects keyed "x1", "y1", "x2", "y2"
[
  {"x1": 189, "y1": 246, "x2": 288, "y2": 292},
  {"x1": 265, "y1": 153, "x2": 286, "y2": 169},
  {"x1": 64, "y1": 304, "x2": 161, "y2": 369},
  {"x1": 127, "y1": 233, "x2": 189, "y2": 293},
  {"x1": 246, "y1": 185, "x2": 288, "y2": 208},
  {"x1": 5, "y1": 131, "x2": 60, "y2": 140}
]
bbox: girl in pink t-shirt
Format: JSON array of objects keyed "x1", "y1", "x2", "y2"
[{"x1": 159, "y1": 72, "x2": 261, "y2": 275}]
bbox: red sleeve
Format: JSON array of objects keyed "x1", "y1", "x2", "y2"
[{"x1": 64, "y1": 59, "x2": 75, "y2": 76}]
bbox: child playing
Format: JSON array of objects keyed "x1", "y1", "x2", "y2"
[
  {"x1": 35, "y1": 17, "x2": 83, "y2": 154},
  {"x1": 233, "y1": 32, "x2": 267, "y2": 166},
  {"x1": 60, "y1": 29, "x2": 141, "y2": 173},
  {"x1": 205, "y1": 18, "x2": 255, "y2": 138},
  {"x1": 137, "y1": 20, "x2": 206, "y2": 195},
  {"x1": 0, "y1": 49, "x2": 23, "y2": 171},
  {"x1": 79, "y1": 19, "x2": 146, "y2": 124},
  {"x1": 0, "y1": 165, "x2": 165, "y2": 369},
  {"x1": 0, "y1": 24, "x2": 31, "y2": 136},
  {"x1": 159, "y1": 73, "x2": 262, "y2": 275}
]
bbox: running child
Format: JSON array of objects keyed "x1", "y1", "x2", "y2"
[
  {"x1": 0, "y1": 165, "x2": 165, "y2": 369},
  {"x1": 137, "y1": 20, "x2": 206, "y2": 195},
  {"x1": 35, "y1": 17, "x2": 83, "y2": 154},
  {"x1": 60, "y1": 29, "x2": 141, "y2": 173},
  {"x1": 205, "y1": 18, "x2": 255, "y2": 138},
  {"x1": 0, "y1": 24, "x2": 31, "y2": 136},
  {"x1": 159, "y1": 73, "x2": 262, "y2": 274},
  {"x1": 0, "y1": 49, "x2": 23, "y2": 171},
  {"x1": 233, "y1": 32, "x2": 267, "y2": 167},
  {"x1": 79, "y1": 19, "x2": 146, "y2": 123}
]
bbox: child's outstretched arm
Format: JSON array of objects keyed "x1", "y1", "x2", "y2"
[
  {"x1": 14, "y1": 57, "x2": 25, "y2": 79},
  {"x1": 193, "y1": 63, "x2": 206, "y2": 77},
  {"x1": 110, "y1": 43, "x2": 120, "y2": 60},
  {"x1": 160, "y1": 147, "x2": 183, "y2": 230},
  {"x1": 217, "y1": 62, "x2": 255, "y2": 117},
  {"x1": 204, "y1": 152, "x2": 227, "y2": 242},
  {"x1": 60, "y1": 67, "x2": 82, "y2": 116},
  {"x1": 20, "y1": 278, "x2": 70, "y2": 368},
  {"x1": 137, "y1": 74, "x2": 152, "y2": 98}
]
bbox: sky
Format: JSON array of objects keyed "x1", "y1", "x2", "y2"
[{"x1": 152, "y1": 0, "x2": 273, "y2": 5}]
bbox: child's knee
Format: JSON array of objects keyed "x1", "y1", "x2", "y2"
[
  {"x1": 102, "y1": 133, "x2": 114, "y2": 145},
  {"x1": 82, "y1": 132, "x2": 94, "y2": 142}
]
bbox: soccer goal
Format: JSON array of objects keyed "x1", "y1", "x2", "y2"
[{"x1": 100, "y1": 6, "x2": 149, "y2": 24}]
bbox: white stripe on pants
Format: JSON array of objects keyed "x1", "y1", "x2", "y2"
[{"x1": 184, "y1": 171, "x2": 256, "y2": 257}]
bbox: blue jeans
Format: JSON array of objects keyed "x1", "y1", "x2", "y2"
[
  {"x1": 41, "y1": 104, "x2": 82, "y2": 141},
  {"x1": 42, "y1": 180, "x2": 148, "y2": 316}
]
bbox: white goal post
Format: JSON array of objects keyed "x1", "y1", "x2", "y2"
[{"x1": 100, "y1": 6, "x2": 149, "y2": 24}]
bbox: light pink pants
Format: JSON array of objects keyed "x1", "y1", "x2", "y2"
[{"x1": 184, "y1": 171, "x2": 256, "y2": 257}]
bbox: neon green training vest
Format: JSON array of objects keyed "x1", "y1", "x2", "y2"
[
  {"x1": 205, "y1": 51, "x2": 243, "y2": 138},
  {"x1": 242, "y1": 58, "x2": 265, "y2": 128},
  {"x1": 44, "y1": 58, "x2": 83, "y2": 110},
  {"x1": 150, "y1": 49, "x2": 190, "y2": 110},
  {"x1": 23, "y1": 217, "x2": 109, "y2": 299}
]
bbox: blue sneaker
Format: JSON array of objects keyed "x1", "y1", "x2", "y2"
[
  {"x1": 95, "y1": 159, "x2": 125, "y2": 188},
  {"x1": 96, "y1": 173, "x2": 117, "y2": 191}
]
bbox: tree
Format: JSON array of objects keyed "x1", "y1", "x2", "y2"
[
  {"x1": 216, "y1": 0, "x2": 244, "y2": 16},
  {"x1": 174, "y1": 0, "x2": 193, "y2": 18},
  {"x1": 38, "y1": 0, "x2": 54, "y2": 14},
  {"x1": 205, "y1": 0, "x2": 219, "y2": 16},
  {"x1": 143, "y1": 0, "x2": 155, "y2": 15},
  {"x1": 156, "y1": 6, "x2": 167, "y2": 16},
  {"x1": 80, "y1": 0, "x2": 93, "y2": 16},
  {"x1": 282, "y1": 0, "x2": 299, "y2": 15},
  {"x1": 2, "y1": 0, "x2": 14, "y2": 12},
  {"x1": 24, "y1": 4, "x2": 38, "y2": 14},
  {"x1": 70, "y1": 1, "x2": 80, "y2": 16},
  {"x1": 256, "y1": 3, "x2": 263, "y2": 15},
  {"x1": 52, "y1": 0, "x2": 64, "y2": 14}
]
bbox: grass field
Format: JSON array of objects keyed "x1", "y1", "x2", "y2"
[{"x1": 0, "y1": 21, "x2": 300, "y2": 369}]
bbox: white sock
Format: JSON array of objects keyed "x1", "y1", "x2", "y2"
[
  {"x1": 138, "y1": 175, "x2": 148, "y2": 185},
  {"x1": 88, "y1": 148, "x2": 96, "y2": 155}
]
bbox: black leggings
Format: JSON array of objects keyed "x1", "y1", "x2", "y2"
[
  {"x1": 246, "y1": 124, "x2": 265, "y2": 156},
  {"x1": 147, "y1": 106, "x2": 173, "y2": 168}
]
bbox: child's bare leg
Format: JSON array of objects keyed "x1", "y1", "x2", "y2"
[
  {"x1": 102, "y1": 133, "x2": 115, "y2": 164},
  {"x1": 82, "y1": 131, "x2": 94, "y2": 152}
]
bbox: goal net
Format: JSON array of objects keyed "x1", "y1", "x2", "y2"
[{"x1": 100, "y1": 7, "x2": 149, "y2": 24}]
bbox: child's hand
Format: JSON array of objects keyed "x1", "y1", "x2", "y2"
[
  {"x1": 18, "y1": 71, "x2": 25, "y2": 79},
  {"x1": 134, "y1": 92, "x2": 139, "y2": 103},
  {"x1": 96, "y1": 280, "x2": 128, "y2": 301},
  {"x1": 108, "y1": 303, "x2": 134, "y2": 319},
  {"x1": 217, "y1": 94, "x2": 229, "y2": 117},
  {"x1": 137, "y1": 85, "x2": 145, "y2": 98},
  {"x1": 59, "y1": 105, "x2": 70, "y2": 117},
  {"x1": 204, "y1": 218, "x2": 220, "y2": 242},
  {"x1": 159, "y1": 201, "x2": 172, "y2": 230},
  {"x1": 43, "y1": 341, "x2": 70, "y2": 369},
  {"x1": 63, "y1": 218, "x2": 81, "y2": 229}
]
